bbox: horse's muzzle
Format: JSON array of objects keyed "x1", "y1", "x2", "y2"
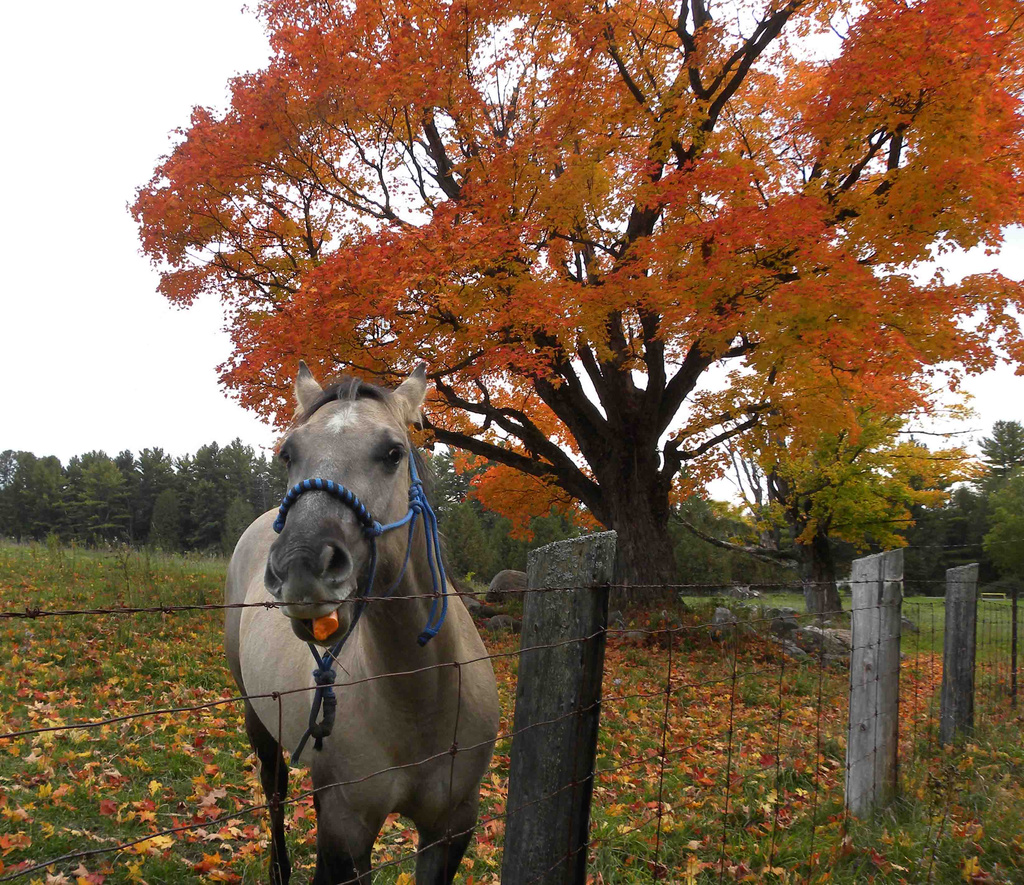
[{"x1": 264, "y1": 535, "x2": 355, "y2": 612}]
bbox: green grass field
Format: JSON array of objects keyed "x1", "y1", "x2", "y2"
[{"x1": 1, "y1": 543, "x2": 1022, "y2": 883}]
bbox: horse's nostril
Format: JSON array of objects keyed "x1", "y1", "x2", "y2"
[
  {"x1": 320, "y1": 542, "x2": 351, "y2": 583},
  {"x1": 264, "y1": 559, "x2": 283, "y2": 598}
]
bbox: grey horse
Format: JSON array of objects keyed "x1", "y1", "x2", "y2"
[{"x1": 225, "y1": 364, "x2": 499, "y2": 884}]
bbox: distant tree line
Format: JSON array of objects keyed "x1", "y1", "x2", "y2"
[
  {"x1": 903, "y1": 420, "x2": 1024, "y2": 594},
  {"x1": 424, "y1": 450, "x2": 581, "y2": 580},
  {"x1": 0, "y1": 441, "x2": 287, "y2": 554},
  {"x1": 2, "y1": 420, "x2": 1022, "y2": 591}
]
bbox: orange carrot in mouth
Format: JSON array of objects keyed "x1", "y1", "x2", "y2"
[{"x1": 312, "y1": 610, "x2": 340, "y2": 641}]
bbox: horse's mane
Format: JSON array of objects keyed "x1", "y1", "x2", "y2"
[{"x1": 295, "y1": 375, "x2": 388, "y2": 426}]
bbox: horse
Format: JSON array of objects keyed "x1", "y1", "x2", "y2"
[{"x1": 224, "y1": 363, "x2": 500, "y2": 885}]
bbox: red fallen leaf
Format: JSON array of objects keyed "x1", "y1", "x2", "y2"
[
  {"x1": 98, "y1": 800, "x2": 117, "y2": 816},
  {"x1": 869, "y1": 848, "x2": 893, "y2": 872},
  {"x1": 0, "y1": 833, "x2": 32, "y2": 855},
  {"x1": 72, "y1": 864, "x2": 105, "y2": 884},
  {"x1": 482, "y1": 819, "x2": 504, "y2": 839}
]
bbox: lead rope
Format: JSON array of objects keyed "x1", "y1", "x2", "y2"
[{"x1": 272, "y1": 456, "x2": 448, "y2": 762}]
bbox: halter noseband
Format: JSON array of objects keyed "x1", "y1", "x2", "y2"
[{"x1": 272, "y1": 454, "x2": 448, "y2": 761}]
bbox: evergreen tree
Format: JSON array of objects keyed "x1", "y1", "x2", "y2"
[
  {"x1": 65, "y1": 452, "x2": 128, "y2": 542},
  {"x1": 149, "y1": 487, "x2": 182, "y2": 551},
  {"x1": 136, "y1": 448, "x2": 177, "y2": 542},
  {"x1": 222, "y1": 495, "x2": 256, "y2": 555},
  {"x1": 984, "y1": 473, "x2": 1024, "y2": 580},
  {"x1": 114, "y1": 450, "x2": 141, "y2": 542},
  {"x1": 979, "y1": 420, "x2": 1024, "y2": 493},
  {"x1": 443, "y1": 501, "x2": 497, "y2": 580},
  {"x1": 29, "y1": 456, "x2": 65, "y2": 539},
  {"x1": 221, "y1": 438, "x2": 258, "y2": 512},
  {"x1": 252, "y1": 451, "x2": 288, "y2": 514},
  {"x1": 0, "y1": 450, "x2": 17, "y2": 536},
  {"x1": 0, "y1": 452, "x2": 66, "y2": 540},
  {"x1": 182, "y1": 443, "x2": 226, "y2": 550}
]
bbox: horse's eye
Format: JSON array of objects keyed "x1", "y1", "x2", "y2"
[{"x1": 385, "y1": 446, "x2": 404, "y2": 468}]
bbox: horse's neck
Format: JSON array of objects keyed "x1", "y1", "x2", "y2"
[{"x1": 359, "y1": 544, "x2": 449, "y2": 674}]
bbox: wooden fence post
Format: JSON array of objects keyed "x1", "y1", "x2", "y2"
[
  {"x1": 500, "y1": 532, "x2": 616, "y2": 885},
  {"x1": 845, "y1": 549, "x2": 903, "y2": 817},
  {"x1": 940, "y1": 563, "x2": 979, "y2": 745}
]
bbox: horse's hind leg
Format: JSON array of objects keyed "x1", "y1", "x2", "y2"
[
  {"x1": 414, "y1": 799, "x2": 478, "y2": 885},
  {"x1": 244, "y1": 701, "x2": 291, "y2": 885}
]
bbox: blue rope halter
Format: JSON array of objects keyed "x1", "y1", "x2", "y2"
[{"x1": 271, "y1": 455, "x2": 448, "y2": 761}]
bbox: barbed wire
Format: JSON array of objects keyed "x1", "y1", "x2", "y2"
[{"x1": 0, "y1": 576, "x2": 985, "y2": 623}]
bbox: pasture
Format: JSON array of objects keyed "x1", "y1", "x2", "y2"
[{"x1": 1, "y1": 542, "x2": 1023, "y2": 884}]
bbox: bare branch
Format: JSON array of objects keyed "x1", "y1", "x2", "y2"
[{"x1": 674, "y1": 518, "x2": 798, "y2": 565}]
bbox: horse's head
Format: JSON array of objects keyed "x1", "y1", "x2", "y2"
[{"x1": 264, "y1": 362, "x2": 427, "y2": 644}]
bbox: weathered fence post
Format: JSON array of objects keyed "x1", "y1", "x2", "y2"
[
  {"x1": 845, "y1": 549, "x2": 903, "y2": 817},
  {"x1": 501, "y1": 532, "x2": 616, "y2": 885},
  {"x1": 940, "y1": 563, "x2": 979, "y2": 745}
]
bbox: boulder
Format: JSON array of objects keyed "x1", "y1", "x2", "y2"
[
  {"x1": 766, "y1": 607, "x2": 800, "y2": 637},
  {"x1": 486, "y1": 614, "x2": 522, "y2": 633},
  {"x1": 721, "y1": 585, "x2": 762, "y2": 600},
  {"x1": 793, "y1": 626, "x2": 852, "y2": 658},
  {"x1": 486, "y1": 569, "x2": 528, "y2": 604},
  {"x1": 462, "y1": 594, "x2": 502, "y2": 619},
  {"x1": 711, "y1": 606, "x2": 737, "y2": 640},
  {"x1": 901, "y1": 615, "x2": 919, "y2": 634},
  {"x1": 782, "y1": 640, "x2": 809, "y2": 660}
]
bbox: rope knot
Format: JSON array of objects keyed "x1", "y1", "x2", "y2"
[
  {"x1": 312, "y1": 666, "x2": 337, "y2": 687},
  {"x1": 310, "y1": 691, "x2": 338, "y2": 751}
]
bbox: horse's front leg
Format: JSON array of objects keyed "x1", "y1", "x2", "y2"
[
  {"x1": 311, "y1": 785, "x2": 380, "y2": 885},
  {"x1": 414, "y1": 797, "x2": 479, "y2": 885},
  {"x1": 244, "y1": 702, "x2": 291, "y2": 885}
]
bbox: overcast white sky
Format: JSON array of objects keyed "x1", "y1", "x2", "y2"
[{"x1": 1, "y1": 1, "x2": 1022, "y2": 474}]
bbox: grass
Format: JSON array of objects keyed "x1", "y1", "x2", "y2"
[{"x1": 1, "y1": 542, "x2": 1022, "y2": 883}]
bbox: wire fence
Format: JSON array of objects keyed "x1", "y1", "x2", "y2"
[{"x1": 0, "y1": 555, "x2": 1022, "y2": 884}]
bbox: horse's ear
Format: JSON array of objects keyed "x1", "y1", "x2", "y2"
[
  {"x1": 394, "y1": 363, "x2": 427, "y2": 427},
  {"x1": 294, "y1": 360, "x2": 323, "y2": 415}
]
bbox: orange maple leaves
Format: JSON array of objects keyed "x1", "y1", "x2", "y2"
[{"x1": 133, "y1": 0, "x2": 1024, "y2": 536}]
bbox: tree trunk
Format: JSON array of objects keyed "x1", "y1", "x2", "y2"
[
  {"x1": 801, "y1": 528, "x2": 841, "y2": 615},
  {"x1": 598, "y1": 466, "x2": 679, "y2": 609}
]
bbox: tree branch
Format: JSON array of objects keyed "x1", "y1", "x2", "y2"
[
  {"x1": 675, "y1": 518, "x2": 798, "y2": 565},
  {"x1": 422, "y1": 112, "x2": 463, "y2": 200},
  {"x1": 431, "y1": 376, "x2": 600, "y2": 507}
]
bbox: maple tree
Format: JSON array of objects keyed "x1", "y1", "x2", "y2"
[
  {"x1": 134, "y1": 0, "x2": 1024, "y2": 585},
  {"x1": 711, "y1": 413, "x2": 972, "y2": 611}
]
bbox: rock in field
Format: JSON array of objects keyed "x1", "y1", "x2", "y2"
[
  {"x1": 486, "y1": 569, "x2": 528, "y2": 604},
  {"x1": 766, "y1": 607, "x2": 800, "y2": 637},
  {"x1": 711, "y1": 606, "x2": 737, "y2": 639},
  {"x1": 486, "y1": 614, "x2": 522, "y2": 633}
]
